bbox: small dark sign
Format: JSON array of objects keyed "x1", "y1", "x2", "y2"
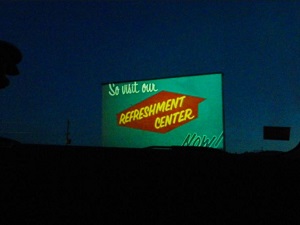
[{"x1": 263, "y1": 126, "x2": 291, "y2": 141}]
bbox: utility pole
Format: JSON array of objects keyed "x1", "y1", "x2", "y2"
[{"x1": 65, "y1": 119, "x2": 71, "y2": 145}]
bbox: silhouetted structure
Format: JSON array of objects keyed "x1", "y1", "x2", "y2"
[
  {"x1": 0, "y1": 40, "x2": 22, "y2": 89},
  {"x1": 264, "y1": 126, "x2": 291, "y2": 141}
]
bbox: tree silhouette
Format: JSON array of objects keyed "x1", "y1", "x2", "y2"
[{"x1": 0, "y1": 40, "x2": 22, "y2": 89}]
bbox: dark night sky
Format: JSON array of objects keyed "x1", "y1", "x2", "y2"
[{"x1": 0, "y1": 1, "x2": 299, "y2": 153}]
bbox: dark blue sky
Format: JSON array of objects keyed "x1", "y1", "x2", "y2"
[{"x1": 1, "y1": 1, "x2": 299, "y2": 153}]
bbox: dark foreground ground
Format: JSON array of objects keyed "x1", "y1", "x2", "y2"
[{"x1": 1, "y1": 143, "x2": 300, "y2": 224}]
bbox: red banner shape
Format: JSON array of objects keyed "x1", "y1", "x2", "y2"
[{"x1": 117, "y1": 91, "x2": 205, "y2": 133}]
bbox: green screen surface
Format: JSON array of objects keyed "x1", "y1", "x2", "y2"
[{"x1": 102, "y1": 73, "x2": 224, "y2": 149}]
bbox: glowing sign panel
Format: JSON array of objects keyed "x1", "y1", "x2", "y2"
[{"x1": 102, "y1": 73, "x2": 225, "y2": 150}]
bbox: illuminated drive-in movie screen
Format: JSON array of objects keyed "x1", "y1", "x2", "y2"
[{"x1": 102, "y1": 73, "x2": 225, "y2": 150}]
